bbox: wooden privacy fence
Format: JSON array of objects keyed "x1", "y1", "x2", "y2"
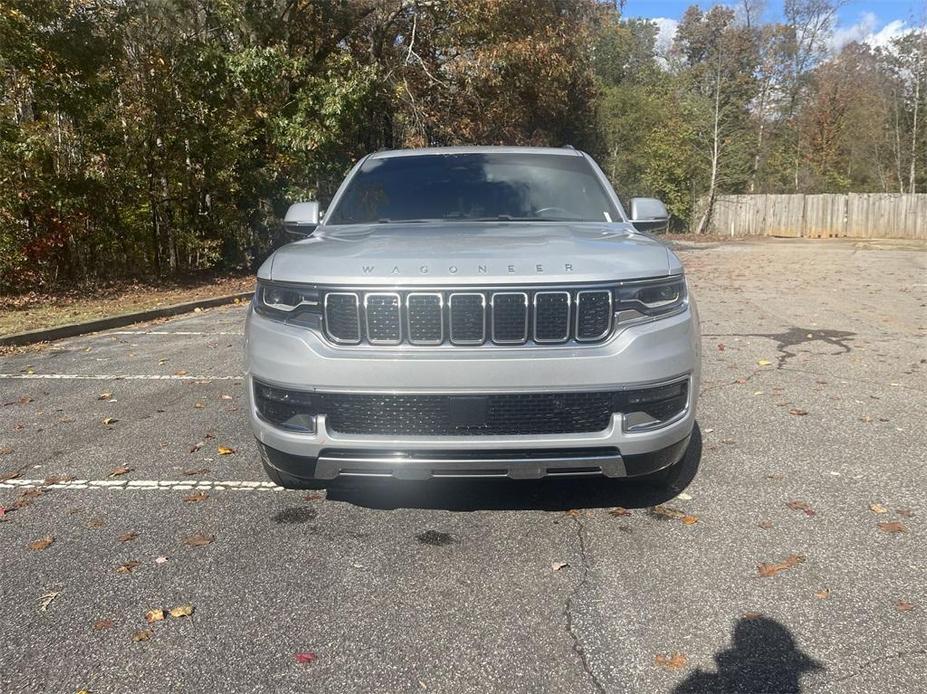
[{"x1": 697, "y1": 193, "x2": 927, "y2": 240}]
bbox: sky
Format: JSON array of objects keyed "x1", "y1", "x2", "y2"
[{"x1": 622, "y1": 1, "x2": 926, "y2": 54}]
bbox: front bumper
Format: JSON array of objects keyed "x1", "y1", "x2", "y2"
[{"x1": 244, "y1": 300, "x2": 700, "y2": 481}]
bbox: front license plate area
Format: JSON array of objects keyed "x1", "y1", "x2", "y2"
[{"x1": 446, "y1": 396, "x2": 489, "y2": 429}]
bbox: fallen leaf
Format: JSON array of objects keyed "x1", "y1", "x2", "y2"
[
  {"x1": 145, "y1": 609, "x2": 165, "y2": 623},
  {"x1": 681, "y1": 515, "x2": 699, "y2": 525},
  {"x1": 757, "y1": 520, "x2": 774, "y2": 529},
  {"x1": 93, "y1": 618, "x2": 114, "y2": 630},
  {"x1": 675, "y1": 492, "x2": 693, "y2": 501},
  {"x1": 183, "y1": 490, "x2": 208, "y2": 503},
  {"x1": 551, "y1": 561, "x2": 569, "y2": 571},
  {"x1": 878, "y1": 521, "x2": 905, "y2": 533},
  {"x1": 788, "y1": 408, "x2": 808, "y2": 416},
  {"x1": 184, "y1": 532, "x2": 214, "y2": 547},
  {"x1": 896, "y1": 508, "x2": 915, "y2": 518},
  {"x1": 217, "y1": 445, "x2": 235, "y2": 456},
  {"x1": 608, "y1": 507, "x2": 632, "y2": 517},
  {"x1": 564, "y1": 509, "x2": 581, "y2": 518},
  {"x1": 648, "y1": 505, "x2": 686, "y2": 521},
  {"x1": 175, "y1": 370, "x2": 189, "y2": 376},
  {"x1": 44, "y1": 474, "x2": 74, "y2": 485},
  {"x1": 118, "y1": 531, "x2": 138, "y2": 543},
  {"x1": 109, "y1": 465, "x2": 133, "y2": 477},
  {"x1": 87, "y1": 516, "x2": 105, "y2": 528},
  {"x1": 0, "y1": 468, "x2": 21, "y2": 482},
  {"x1": 717, "y1": 343, "x2": 725, "y2": 351},
  {"x1": 29, "y1": 536, "x2": 54, "y2": 551},
  {"x1": 39, "y1": 591, "x2": 60, "y2": 611},
  {"x1": 294, "y1": 652, "x2": 318, "y2": 665},
  {"x1": 815, "y1": 588, "x2": 831, "y2": 600},
  {"x1": 169, "y1": 603, "x2": 194, "y2": 618},
  {"x1": 304, "y1": 493, "x2": 324, "y2": 501},
  {"x1": 101, "y1": 417, "x2": 118, "y2": 425},
  {"x1": 869, "y1": 503, "x2": 888, "y2": 514},
  {"x1": 786, "y1": 500, "x2": 817, "y2": 517},
  {"x1": 742, "y1": 611, "x2": 764, "y2": 620},
  {"x1": 183, "y1": 466, "x2": 209, "y2": 475},
  {"x1": 132, "y1": 629, "x2": 152, "y2": 642},
  {"x1": 115, "y1": 560, "x2": 141, "y2": 574},
  {"x1": 896, "y1": 600, "x2": 915, "y2": 612},
  {"x1": 97, "y1": 392, "x2": 112, "y2": 401},
  {"x1": 757, "y1": 359, "x2": 772, "y2": 366},
  {"x1": 655, "y1": 652, "x2": 688, "y2": 670},
  {"x1": 757, "y1": 554, "x2": 805, "y2": 577},
  {"x1": 155, "y1": 556, "x2": 169, "y2": 564},
  {"x1": 193, "y1": 401, "x2": 206, "y2": 409},
  {"x1": 220, "y1": 394, "x2": 233, "y2": 400}
]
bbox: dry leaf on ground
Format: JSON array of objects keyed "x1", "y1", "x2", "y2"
[
  {"x1": 132, "y1": 629, "x2": 152, "y2": 642},
  {"x1": 183, "y1": 466, "x2": 209, "y2": 475},
  {"x1": 788, "y1": 408, "x2": 808, "y2": 416},
  {"x1": 169, "y1": 604, "x2": 194, "y2": 618},
  {"x1": 118, "y1": 531, "x2": 138, "y2": 542},
  {"x1": 655, "y1": 653, "x2": 688, "y2": 670},
  {"x1": 681, "y1": 515, "x2": 699, "y2": 525},
  {"x1": 182, "y1": 490, "x2": 208, "y2": 503},
  {"x1": 896, "y1": 600, "x2": 915, "y2": 612},
  {"x1": 109, "y1": 465, "x2": 133, "y2": 477},
  {"x1": 757, "y1": 554, "x2": 805, "y2": 577},
  {"x1": 194, "y1": 401, "x2": 206, "y2": 409},
  {"x1": 29, "y1": 536, "x2": 54, "y2": 551},
  {"x1": 93, "y1": 618, "x2": 114, "y2": 630},
  {"x1": 757, "y1": 520, "x2": 774, "y2": 529},
  {"x1": 608, "y1": 507, "x2": 631, "y2": 517},
  {"x1": 184, "y1": 532, "x2": 214, "y2": 547},
  {"x1": 551, "y1": 562, "x2": 569, "y2": 572},
  {"x1": 39, "y1": 591, "x2": 60, "y2": 611},
  {"x1": 814, "y1": 588, "x2": 831, "y2": 600},
  {"x1": 869, "y1": 503, "x2": 888, "y2": 514},
  {"x1": 878, "y1": 521, "x2": 905, "y2": 533},
  {"x1": 786, "y1": 500, "x2": 816, "y2": 517},
  {"x1": 145, "y1": 609, "x2": 165, "y2": 623},
  {"x1": 757, "y1": 359, "x2": 772, "y2": 366},
  {"x1": 896, "y1": 508, "x2": 915, "y2": 518},
  {"x1": 217, "y1": 445, "x2": 235, "y2": 456},
  {"x1": 101, "y1": 417, "x2": 118, "y2": 425},
  {"x1": 294, "y1": 652, "x2": 318, "y2": 664},
  {"x1": 115, "y1": 560, "x2": 141, "y2": 574}
]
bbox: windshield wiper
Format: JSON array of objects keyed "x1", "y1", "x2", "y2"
[
  {"x1": 469, "y1": 215, "x2": 586, "y2": 222},
  {"x1": 376, "y1": 218, "x2": 443, "y2": 224}
]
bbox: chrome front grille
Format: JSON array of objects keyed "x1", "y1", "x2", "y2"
[{"x1": 323, "y1": 286, "x2": 615, "y2": 346}]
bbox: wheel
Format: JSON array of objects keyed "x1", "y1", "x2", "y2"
[{"x1": 258, "y1": 442, "x2": 327, "y2": 490}]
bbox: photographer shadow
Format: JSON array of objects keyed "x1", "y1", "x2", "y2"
[
  {"x1": 674, "y1": 617, "x2": 824, "y2": 694},
  {"x1": 323, "y1": 423, "x2": 703, "y2": 512}
]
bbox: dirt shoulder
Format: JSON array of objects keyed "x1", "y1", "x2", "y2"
[{"x1": 0, "y1": 275, "x2": 254, "y2": 337}]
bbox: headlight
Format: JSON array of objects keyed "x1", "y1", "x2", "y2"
[
  {"x1": 255, "y1": 280, "x2": 321, "y2": 319},
  {"x1": 615, "y1": 275, "x2": 687, "y2": 317}
]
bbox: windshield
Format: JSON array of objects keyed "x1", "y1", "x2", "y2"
[{"x1": 325, "y1": 152, "x2": 621, "y2": 225}]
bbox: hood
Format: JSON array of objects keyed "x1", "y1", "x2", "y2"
[{"x1": 263, "y1": 221, "x2": 673, "y2": 286}]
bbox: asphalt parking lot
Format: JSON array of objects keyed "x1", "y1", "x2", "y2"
[{"x1": 1, "y1": 238, "x2": 925, "y2": 693}]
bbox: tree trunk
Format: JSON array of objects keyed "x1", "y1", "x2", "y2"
[{"x1": 696, "y1": 56, "x2": 723, "y2": 235}]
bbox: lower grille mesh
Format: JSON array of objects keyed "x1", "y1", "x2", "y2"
[{"x1": 323, "y1": 392, "x2": 614, "y2": 436}]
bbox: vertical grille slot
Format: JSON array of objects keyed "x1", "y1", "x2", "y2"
[
  {"x1": 364, "y1": 293, "x2": 401, "y2": 344},
  {"x1": 534, "y1": 291, "x2": 571, "y2": 343},
  {"x1": 406, "y1": 293, "x2": 443, "y2": 345},
  {"x1": 449, "y1": 293, "x2": 485, "y2": 344},
  {"x1": 491, "y1": 292, "x2": 528, "y2": 344},
  {"x1": 324, "y1": 293, "x2": 361, "y2": 344},
  {"x1": 576, "y1": 290, "x2": 613, "y2": 341}
]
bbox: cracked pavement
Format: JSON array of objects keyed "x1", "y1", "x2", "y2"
[{"x1": 1, "y1": 238, "x2": 925, "y2": 693}]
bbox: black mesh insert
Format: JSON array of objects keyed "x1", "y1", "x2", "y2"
[
  {"x1": 323, "y1": 391, "x2": 614, "y2": 435},
  {"x1": 534, "y1": 292, "x2": 570, "y2": 342},
  {"x1": 576, "y1": 291, "x2": 612, "y2": 340},
  {"x1": 449, "y1": 294, "x2": 484, "y2": 344},
  {"x1": 325, "y1": 294, "x2": 360, "y2": 343},
  {"x1": 365, "y1": 294, "x2": 401, "y2": 343},
  {"x1": 407, "y1": 294, "x2": 442, "y2": 343},
  {"x1": 492, "y1": 293, "x2": 528, "y2": 343}
]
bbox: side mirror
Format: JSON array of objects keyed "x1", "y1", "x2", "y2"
[
  {"x1": 284, "y1": 201, "x2": 321, "y2": 237},
  {"x1": 629, "y1": 197, "x2": 670, "y2": 233}
]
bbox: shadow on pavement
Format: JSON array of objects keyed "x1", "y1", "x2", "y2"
[
  {"x1": 323, "y1": 424, "x2": 703, "y2": 512},
  {"x1": 674, "y1": 617, "x2": 824, "y2": 694}
]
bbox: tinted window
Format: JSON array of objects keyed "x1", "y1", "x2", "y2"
[{"x1": 326, "y1": 153, "x2": 620, "y2": 225}]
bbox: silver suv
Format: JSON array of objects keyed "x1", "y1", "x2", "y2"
[{"x1": 245, "y1": 147, "x2": 700, "y2": 488}]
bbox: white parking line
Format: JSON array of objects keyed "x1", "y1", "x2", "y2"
[
  {"x1": 1, "y1": 478, "x2": 284, "y2": 491},
  {"x1": 0, "y1": 374, "x2": 242, "y2": 381},
  {"x1": 109, "y1": 330, "x2": 244, "y2": 336}
]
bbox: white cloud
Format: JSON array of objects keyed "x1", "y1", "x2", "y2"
[
  {"x1": 651, "y1": 17, "x2": 679, "y2": 55},
  {"x1": 829, "y1": 13, "x2": 915, "y2": 53}
]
